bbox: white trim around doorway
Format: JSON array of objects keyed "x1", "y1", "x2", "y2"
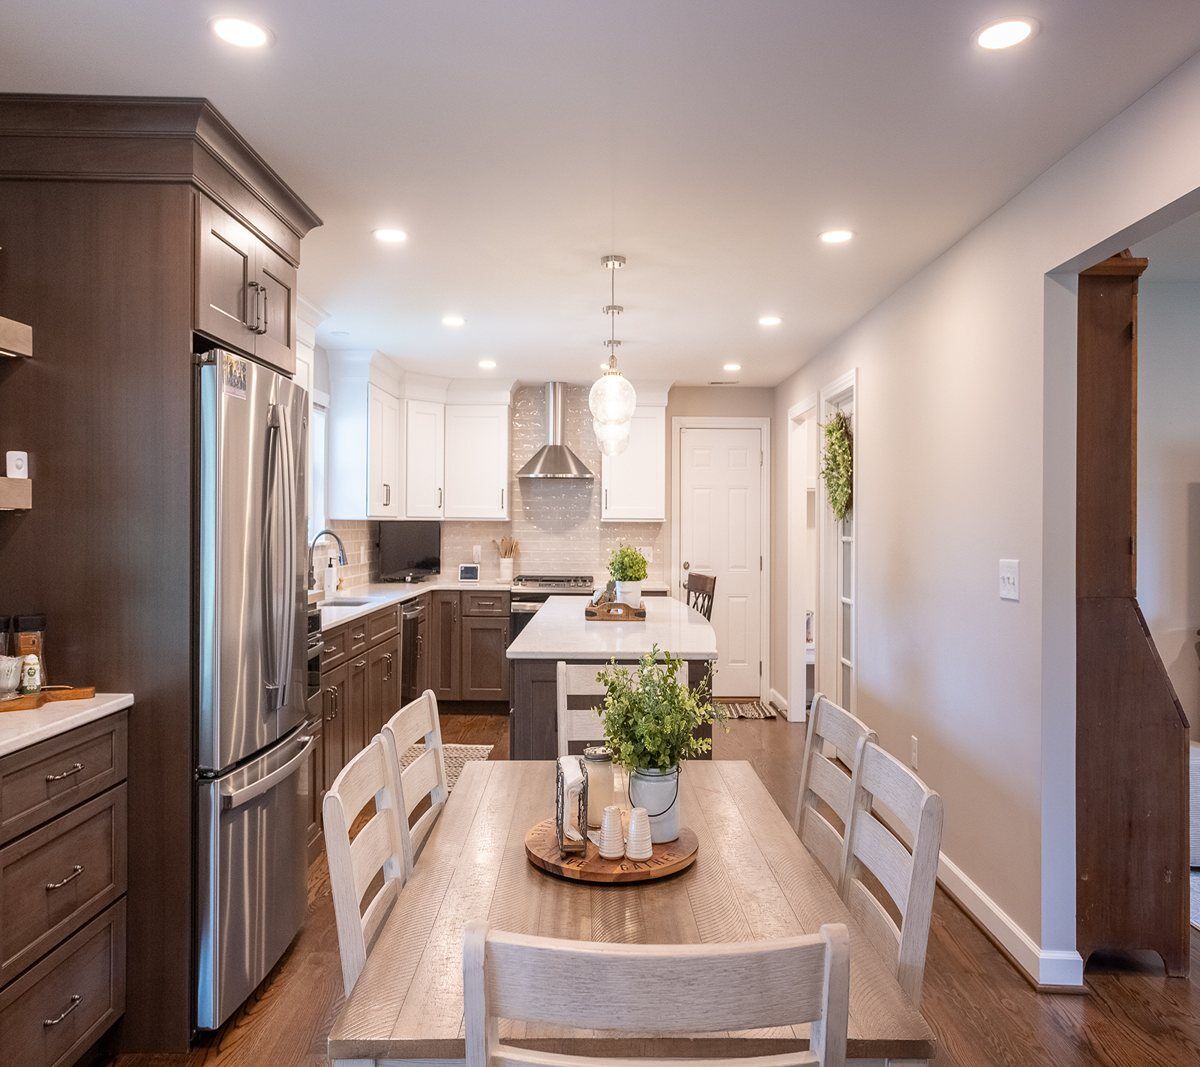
[
  {"x1": 787, "y1": 393, "x2": 819, "y2": 722},
  {"x1": 671, "y1": 416, "x2": 772, "y2": 704}
]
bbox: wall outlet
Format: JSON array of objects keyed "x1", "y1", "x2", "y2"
[
  {"x1": 999, "y1": 559, "x2": 1020, "y2": 601},
  {"x1": 910, "y1": 735, "x2": 919, "y2": 770},
  {"x1": 472, "y1": 544, "x2": 482, "y2": 564}
]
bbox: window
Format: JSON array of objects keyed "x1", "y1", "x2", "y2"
[{"x1": 309, "y1": 403, "x2": 328, "y2": 541}]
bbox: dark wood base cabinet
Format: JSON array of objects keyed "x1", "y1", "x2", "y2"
[
  {"x1": 0, "y1": 711, "x2": 129, "y2": 1066},
  {"x1": 429, "y1": 591, "x2": 510, "y2": 703}
]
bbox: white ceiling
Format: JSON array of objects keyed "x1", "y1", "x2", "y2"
[{"x1": 4, "y1": 3, "x2": 1200, "y2": 386}]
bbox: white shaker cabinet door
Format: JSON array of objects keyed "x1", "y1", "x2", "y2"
[
  {"x1": 444, "y1": 404, "x2": 510, "y2": 520},
  {"x1": 405, "y1": 399, "x2": 445, "y2": 518},
  {"x1": 367, "y1": 384, "x2": 401, "y2": 519},
  {"x1": 601, "y1": 407, "x2": 666, "y2": 521}
]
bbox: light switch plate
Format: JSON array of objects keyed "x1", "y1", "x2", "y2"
[{"x1": 999, "y1": 559, "x2": 1019, "y2": 601}]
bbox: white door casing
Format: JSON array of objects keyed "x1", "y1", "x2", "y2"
[
  {"x1": 787, "y1": 395, "x2": 819, "y2": 722},
  {"x1": 673, "y1": 419, "x2": 770, "y2": 700}
]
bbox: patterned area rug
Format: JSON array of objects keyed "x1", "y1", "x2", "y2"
[
  {"x1": 719, "y1": 701, "x2": 778, "y2": 720},
  {"x1": 1192, "y1": 871, "x2": 1199, "y2": 931},
  {"x1": 402, "y1": 743, "x2": 493, "y2": 790}
]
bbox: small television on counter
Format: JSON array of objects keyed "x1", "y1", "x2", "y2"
[{"x1": 378, "y1": 521, "x2": 441, "y2": 581}]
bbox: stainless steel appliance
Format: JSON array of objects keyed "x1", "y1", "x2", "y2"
[
  {"x1": 195, "y1": 350, "x2": 312, "y2": 1031},
  {"x1": 401, "y1": 597, "x2": 427, "y2": 705},
  {"x1": 509, "y1": 574, "x2": 594, "y2": 640},
  {"x1": 515, "y1": 383, "x2": 594, "y2": 480}
]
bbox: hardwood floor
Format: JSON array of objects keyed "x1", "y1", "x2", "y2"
[{"x1": 115, "y1": 713, "x2": 1200, "y2": 1066}]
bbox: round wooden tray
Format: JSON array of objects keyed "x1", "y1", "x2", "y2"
[{"x1": 524, "y1": 818, "x2": 698, "y2": 884}]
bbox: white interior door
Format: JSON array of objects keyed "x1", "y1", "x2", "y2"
[{"x1": 679, "y1": 426, "x2": 764, "y2": 698}]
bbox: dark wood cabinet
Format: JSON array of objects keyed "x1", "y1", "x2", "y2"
[
  {"x1": 344, "y1": 655, "x2": 369, "y2": 764},
  {"x1": 195, "y1": 195, "x2": 297, "y2": 375},
  {"x1": 305, "y1": 720, "x2": 324, "y2": 865},
  {"x1": 322, "y1": 663, "x2": 348, "y2": 791},
  {"x1": 430, "y1": 592, "x2": 462, "y2": 701},
  {"x1": 460, "y1": 615, "x2": 510, "y2": 700},
  {"x1": 368, "y1": 636, "x2": 401, "y2": 737}
]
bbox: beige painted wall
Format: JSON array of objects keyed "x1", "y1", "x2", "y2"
[
  {"x1": 769, "y1": 51, "x2": 1200, "y2": 971},
  {"x1": 1135, "y1": 281, "x2": 1200, "y2": 743}
]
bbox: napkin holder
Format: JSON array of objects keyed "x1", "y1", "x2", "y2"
[{"x1": 556, "y1": 756, "x2": 588, "y2": 859}]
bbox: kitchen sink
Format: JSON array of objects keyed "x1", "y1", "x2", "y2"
[{"x1": 318, "y1": 597, "x2": 375, "y2": 607}]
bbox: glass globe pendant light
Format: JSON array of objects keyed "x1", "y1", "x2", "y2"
[{"x1": 589, "y1": 254, "x2": 637, "y2": 453}]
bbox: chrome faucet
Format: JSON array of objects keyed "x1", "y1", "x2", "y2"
[{"x1": 308, "y1": 529, "x2": 348, "y2": 591}]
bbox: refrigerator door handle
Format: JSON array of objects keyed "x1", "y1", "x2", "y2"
[
  {"x1": 261, "y1": 404, "x2": 293, "y2": 709},
  {"x1": 220, "y1": 734, "x2": 314, "y2": 811}
]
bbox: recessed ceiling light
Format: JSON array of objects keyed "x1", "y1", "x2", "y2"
[
  {"x1": 442, "y1": 315, "x2": 466, "y2": 328},
  {"x1": 975, "y1": 17, "x2": 1037, "y2": 50},
  {"x1": 724, "y1": 362, "x2": 742, "y2": 373},
  {"x1": 331, "y1": 329, "x2": 351, "y2": 338},
  {"x1": 819, "y1": 229, "x2": 854, "y2": 244},
  {"x1": 373, "y1": 228, "x2": 408, "y2": 243},
  {"x1": 758, "y1": 315, "x2": 782, "y2": 327},
  {"x1": 210, "y1": 16, "x2": 273, "y2": 48},
  {"x1": 478, "y1": 359, "x2": 496, "y2": 370}
]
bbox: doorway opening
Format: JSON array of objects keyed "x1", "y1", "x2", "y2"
[{"x1": 787, "y1": 397, "x2": 819, "y2": 721}]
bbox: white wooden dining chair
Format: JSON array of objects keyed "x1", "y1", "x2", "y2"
[
  {"x1": 794, "y1": 692, "x2": 876, "y2": 887},
  {"x1": 842, "y1": 741, "x2": 944, "y2": 1007},
  {"x1": 555, "y1": 661, "x2": 607, "y2": 757},
  {"x1": 381, "y1": 688, "x2": 449, "y2": 873},
  {"x1": 322, "y1": 736, "x2": 408, "y2": 997},
  {"x1": 463, "y1": 920, "x2": 850, "y2": 1067}
]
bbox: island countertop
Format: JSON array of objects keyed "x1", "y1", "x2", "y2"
[{"x1": 506, "y1": 594, "x2": 717, "y2": 661}]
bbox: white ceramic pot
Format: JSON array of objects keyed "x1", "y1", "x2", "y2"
[
  {"x1": 628, "y1": 766, "x2": 680, "y2": 843},
  {"x1": 615, "y1": 579, "x2": 643, "y2": 607},
  {"x1": 499, "y1": 557, "x2": 514, "y2": 582}
]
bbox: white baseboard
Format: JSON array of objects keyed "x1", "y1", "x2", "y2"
[
  {"x1": 936, "y1": 852, "x2": 1083, "y2": 988},
  {"x1": 769, "y1": 688, "x2": 788, "y2": 712}
]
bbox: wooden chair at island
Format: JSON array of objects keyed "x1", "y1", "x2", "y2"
[
  {"x1": 463, "y1": 920, "x2": 851, "y2": 1067},
  {"x1": 322, "y1": 737, "x2": 408, "y2": 996},
  {"x1": 685, "y1": 570, "x2": 716, "y2": 620},
  {"x1": 794, "y1": 692, "x2": 875, "y2": 888},
  {"x1": 841, "y1": 741, "x2": 943, "y2": 1007},
  {"x1": 556, "y1": 661, "x2": 607, "y2": 757},
  {"x1": 381, "y1": 688, "x2": 449, "y2": 874}
]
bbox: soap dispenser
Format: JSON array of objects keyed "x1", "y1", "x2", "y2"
[{"x1": 323, "y1": 556, "x2": 338, "y2": 599}]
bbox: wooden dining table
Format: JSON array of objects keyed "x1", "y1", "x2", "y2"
[{"x1": 328, "y1": 760, "x2": 936, "y2": 1066}]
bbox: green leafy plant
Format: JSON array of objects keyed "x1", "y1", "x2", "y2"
[
  {"x1": 596, "y1": 647, "x2": 724, "y2": 771},
  {"x1": 608, "y1": 543, "x2": 648, "y2": 583},
  {"x1": 820, "y1": 410, "x2": 853, "y2": 521}
]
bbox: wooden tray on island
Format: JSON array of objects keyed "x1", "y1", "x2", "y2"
[
  {"x1": 584, "y1": 597, "x2": 647, "y2": 621},
  {"x1": 0, "y1": 685, "x2": 96, "y2": 713},
  {"x1": 525, "y1": 818, "x2": 698, "y2": 884}
]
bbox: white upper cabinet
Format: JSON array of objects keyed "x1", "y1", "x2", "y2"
[
  {"x1": 444, "y1": 404, "x2": 510, "y2": 520},
  {"x1": 405, "y1": 399, "x2": 446, "y2": 518},
  {"x1": 601, "y1": 406, "x2": 666, "y2": 522},
  {"x1": 368, "y1": 385, "x2": 401, "y2": 518}
]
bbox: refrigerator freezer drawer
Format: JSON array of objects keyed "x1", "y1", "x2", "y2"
[{"x1": 195, "y1": 730, "x2": 314, "y2": 1030}]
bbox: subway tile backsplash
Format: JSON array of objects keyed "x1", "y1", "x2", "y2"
[{"x1": 441, "y1": 384, "x2": 667, "y2": 581}]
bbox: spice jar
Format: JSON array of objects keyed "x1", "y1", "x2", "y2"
[
  {"x1": 583, "y1": 746, "x2": 615, "y2": 829},
  {"x1": 13, "y1": 615, "x2": 46, "y2": 685}
]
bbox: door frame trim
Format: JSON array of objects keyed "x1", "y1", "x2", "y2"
[
  {"x1": 787, "y1": 394, "x2": 819, "y2": 722},
  {"x1": 670, "y1": 415, "x2": 772, "y2": 703}
]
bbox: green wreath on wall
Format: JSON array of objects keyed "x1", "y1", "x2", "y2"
[{"x1": 820, "y1": 411, "x2": 853, "y2": 521}]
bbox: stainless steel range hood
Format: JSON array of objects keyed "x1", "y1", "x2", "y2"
[{"x1": 517, "y1": 382, "x2": 594, "y2": 479}]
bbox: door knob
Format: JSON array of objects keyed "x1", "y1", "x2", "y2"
[{"x1": 683, "y1": 561, "x2": 690, "y2": 570}]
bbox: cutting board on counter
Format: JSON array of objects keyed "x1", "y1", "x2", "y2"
[{"x1": 0, "y1": 686, "x2": 96, "y2": 713}]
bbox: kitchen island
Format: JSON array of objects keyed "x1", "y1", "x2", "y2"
[{"x1": 505, "y1": 595, "x2": 717, "y2": 759}]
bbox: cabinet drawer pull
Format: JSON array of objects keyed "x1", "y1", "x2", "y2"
[
  {"x1": 43, "y1": 994, "x2": 82, "y2": 1027},
  {"x1": 45, "y1": 762, "x2": 84, "y2": 782},
  {"x1": 353, "y1": 631, "x2": 366, "y2": 641},
  {"x1": 323, "y1": 644, "x2": 338, "y2": 654},
  {"x1": 353, "y1": 659, "x2": 367, "y2": 668},
  {"x1": 46, "y1": 864, "x2": 84, "y2": 891}
]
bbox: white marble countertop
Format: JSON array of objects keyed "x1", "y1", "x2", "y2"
[
  {"x1": 0, "y1": 693, "x2": 133, "y2": 758},
  {"x1": 317, "y1": 579, "x2": 512, "y2": 631},
  {"x1": 506, "y1": 595, "x2": 717, "y2": 661}
]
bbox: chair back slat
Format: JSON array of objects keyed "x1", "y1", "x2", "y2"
[
  {"x1": 842, "y1": 741, "x2": 943, "y2": 1006},
  {"x1": 685, "y1": 571, "x2": 716, "y2": 620},
  {"x1": 381, "y1": 689, "x2": 449, "y2": 871},
  {"x1": 464, "y1": 921, "x2": 849, "y2": 1067},
  {"x1": 322, "y1": 738, "x2": 407, "y2": 996},
  {"x1": 794, "y1": 693, "x2": 874, "y2": 886},
  {"x1": 556, "y1": 662, "x2": 607, "y2": 756},
  {"x1": 845, "y1": 877, "x2": 901, "y2": 975}
]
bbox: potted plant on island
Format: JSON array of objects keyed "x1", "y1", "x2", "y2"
[
  {"x1": 597, "y1": 646, "x2": 724, "y2": 843},
  {"x1": 608, "y1": 543, "x2": 648, "y2": 607}
]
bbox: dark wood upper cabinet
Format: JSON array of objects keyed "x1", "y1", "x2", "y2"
[
  {"x1": 460, "y1": 615, "x2": 509, "y2": 700},
  {"x1": 430, "y1": 592, "x2": 461, "y2": 702},
  {"x1": 195, "y1": 195, "x2": 297, "y2": 374}
]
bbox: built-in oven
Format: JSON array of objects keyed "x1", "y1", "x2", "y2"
[
  {"x1": 305, "y1": 605, "x2": 323, "y2": 721},
  {"x1": 401, "y1": 597, "x2": 427, "y2": 705}
]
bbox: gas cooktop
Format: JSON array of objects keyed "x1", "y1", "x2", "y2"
[{"x1": 511, "y1": 574, "x2": 594, "y2": 590}]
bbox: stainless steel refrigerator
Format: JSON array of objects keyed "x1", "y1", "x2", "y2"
[{"x1": 194, "y1": 350, "x2": 313, "y2": 1031}]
